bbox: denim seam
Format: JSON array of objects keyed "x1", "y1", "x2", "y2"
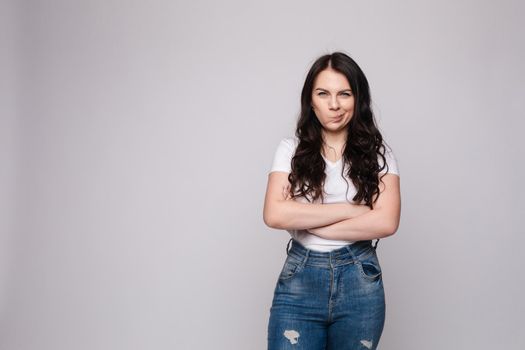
[
  {"x1": 356, "y1": 248, "x2": 375, "y2": 262},
  {"x1": 302, "y1": 260, "x2": 358, "y2": 268},
  {"x1": 278, "y1": 249, "x2": 310, "y2": 281},
  {"x1": 328, "y1": 254, "x2": 335, "y2": 322},
  {"x1": 356, "y1": 251, "x2": 382, "y2": 280},
  {"x1": 357, "y1": 262, "x2": 382, "y2": 280}
]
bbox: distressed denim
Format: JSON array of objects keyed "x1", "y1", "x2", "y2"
[{"x1": 267, "y1": 239, "x2": 385, "y2": 350}]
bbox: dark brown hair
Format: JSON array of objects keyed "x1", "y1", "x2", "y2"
[{"x1": 288, "y1": 51, "x2": 390, "y2": 209}]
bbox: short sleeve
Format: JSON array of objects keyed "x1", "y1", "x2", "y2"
[
  {"x1": 269, "y1": 137, "x2": 296, "y2": 174},
  {"x1": 379, "y1": 145, "x2": 400, "y2": 175}
]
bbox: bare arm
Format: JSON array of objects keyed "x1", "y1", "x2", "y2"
[
  {"x1": 263, "y1": 171, "x2": 371, "y2": 230},
  {"x1": 308, "y1": 173, "x2": 401, "y2": 240}
]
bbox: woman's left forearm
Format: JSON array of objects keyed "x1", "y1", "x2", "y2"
[{"x1": 308, "y1": 208, "x2": 399, "y2": 241}]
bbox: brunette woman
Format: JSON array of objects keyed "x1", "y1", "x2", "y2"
[{"x1": 263, "y1": 51, "x2": 401, "y2": 350}]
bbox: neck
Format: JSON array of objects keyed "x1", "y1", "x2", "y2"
[
  {"x1": 321, "y1": 129, "x2": 347, "y2": 159},
  {"x1": 321, "y1": 129, "x2": 348, "y2": 148}
]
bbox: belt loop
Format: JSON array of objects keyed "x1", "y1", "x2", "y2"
[
  {"x1": 373, "y1": 238, "x2": 380, "y2": 250},
  {"x1": 344, "y1": 242, "x2": 357, "y2": 260},
  {"x1": 286, "y1": 238, "x2": 293, "y2": 255}
]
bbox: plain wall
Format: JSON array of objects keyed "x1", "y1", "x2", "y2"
[
  {"x1": 2, "y1": 0, "x2": 524, "y2": 349},
  {"x1": 0, "y1": 0, "x2": 19, "y2": 326}
]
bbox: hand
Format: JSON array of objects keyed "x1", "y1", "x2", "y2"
[
  {"x1": 282, "y1": 183, "x2": 293, "y2": 201},
  {"x1": 308, "y1": 227, "x2": 320, "y2": 234},
  {"x1": 307, "y1": 226, "x2": 327, "y2": 238}
]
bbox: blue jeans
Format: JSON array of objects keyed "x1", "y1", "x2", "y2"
[{"x1": 267, "y1": 238, "x2": 385, "y2": 349}]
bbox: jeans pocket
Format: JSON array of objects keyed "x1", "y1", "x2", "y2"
[
  {"x1": 278, "y1": 256, "x2": 305, "y2": 281},
  {"x1": 357, "y1": 249, "x2": 382, "y2": 281}
]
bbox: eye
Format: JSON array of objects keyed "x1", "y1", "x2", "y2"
[
  {"x1": 341, "y1": 92, "x2": 352, "y2": 96},
  {"x1": 317, "y1": 92, "x2": 327, "y2": 96}
]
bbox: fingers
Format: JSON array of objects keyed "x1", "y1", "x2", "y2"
[{"x1": 282, "y1": 183, "x2": 292, "y2": 200}]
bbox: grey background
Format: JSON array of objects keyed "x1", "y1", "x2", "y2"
[{"x1": 1, "y1": 0, "x2": 524, "y2": 349}]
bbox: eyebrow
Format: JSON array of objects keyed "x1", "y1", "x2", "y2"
[{"x1": 314, "y1": 88, "x2": 352, "y2": 92}]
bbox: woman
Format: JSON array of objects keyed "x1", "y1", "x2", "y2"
[{"x1": 263, "y1": 51, "x2": 401, "y2": 350}]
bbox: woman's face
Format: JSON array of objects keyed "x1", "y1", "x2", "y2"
[{"x1": 311, "y1": 68, "x2": 355, "y2": 134}]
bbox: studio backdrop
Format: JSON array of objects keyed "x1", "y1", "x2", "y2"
[{"x1": 1, "y1": 0, "x2": 524, "y2": 349}]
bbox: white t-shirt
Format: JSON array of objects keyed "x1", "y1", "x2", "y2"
[{"x1": 268, "y1": 136, "x2": 400, "y2": 252}]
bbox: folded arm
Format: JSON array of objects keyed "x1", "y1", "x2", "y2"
[
  {"x1": 307, "y1": 173, "x2": 401, "y2": 241},
  {"x1": 263, "y1": 171, "x2": 371, "y2": 230}
]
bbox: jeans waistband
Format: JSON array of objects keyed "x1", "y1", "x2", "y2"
[{"x1": 285, "y1": 238, "x2": 375, "y2": 267}]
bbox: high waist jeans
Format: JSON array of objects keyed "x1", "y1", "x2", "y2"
[{"x1": 267, "y1": 238, "x2": 385, "y2": 350}]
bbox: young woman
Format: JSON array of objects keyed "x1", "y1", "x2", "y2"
[{"x1": 263, "y1": 51, "x2": 401, "y2": 350}]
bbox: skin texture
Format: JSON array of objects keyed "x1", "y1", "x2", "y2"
[
  {"x1": 307, "y1": 173, "x2": 401, "y2": 240},
  {"x1": 263, "y1": 172, "x2": 372, "y2": 230}
]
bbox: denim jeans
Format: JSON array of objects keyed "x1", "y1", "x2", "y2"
[{"x1": 267, "y1": 238, "x2": 385, "y2": 350}]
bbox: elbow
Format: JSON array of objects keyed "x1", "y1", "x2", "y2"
[
  {"x1": 373, "y1": 205, "x2": 400, "y2": 237},
  {"x1": 383, "y1": 219, "x2": 400, "y2": 237},
  {"x1": 263, "y1": 215, "x2": 277, "y2": 229},
  {"x1": 264, "y1": 217, "x2": 285, "y2": 230},
  {"x1": 263, "y1": 200, "x2": 290, "y2": 229},
  {"x1": 263, "y1": 209, "x2": 283, "y2": 229}
]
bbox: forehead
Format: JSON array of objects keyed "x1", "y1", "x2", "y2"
[{"x1": 313, "y1": 68, "x2": 350, "y2": 89}]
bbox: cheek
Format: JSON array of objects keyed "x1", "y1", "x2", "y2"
[
  {"x1": 311, "y1": 97, "x2": 322, "y2": 108},
  {"x1": 344, "y1": 101, "x2": 355, "y2": 113},
  {"x1": 312, "y1": 101, "x2": 326, "y2": 113}
]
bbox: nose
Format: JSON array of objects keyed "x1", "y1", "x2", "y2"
[{"x1": 329, "y1": 96, "x2": 340, "y2": 110}]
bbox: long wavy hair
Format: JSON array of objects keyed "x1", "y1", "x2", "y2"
[{"x1": 288, "y1": 52, "x2": 391, "y2": 209}]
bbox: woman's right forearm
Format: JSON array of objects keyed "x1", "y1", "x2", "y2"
[{"x1": 268, "y1": 200, "x2": 370, "y2": 230}]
